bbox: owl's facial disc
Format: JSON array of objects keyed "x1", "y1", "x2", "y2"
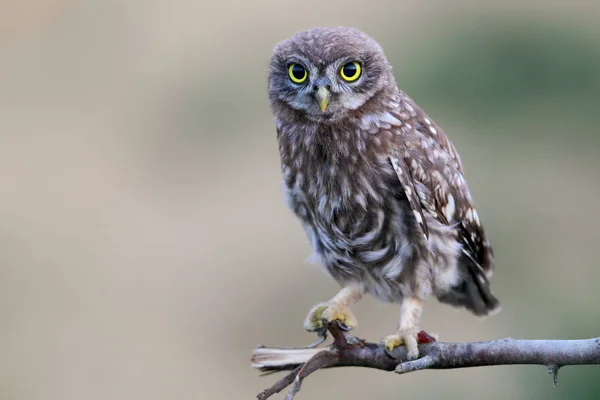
[{"x1": 269, "y1": 27, "x2": 395, "y2": 123}]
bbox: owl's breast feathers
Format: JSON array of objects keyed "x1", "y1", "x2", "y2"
[{"x1": 276, "y1": 89, "x2": 496, "y2": 308}]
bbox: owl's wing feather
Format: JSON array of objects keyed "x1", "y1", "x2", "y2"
[
  {"x1": 385, "y1": 92, "x2": 499, "y2": 315},
  {"x1": 389, "y1": 150, "x2": 429, "y2": 240},
  {"x1": 389, "y1": 92, "x2": 494, "y2": 278}
]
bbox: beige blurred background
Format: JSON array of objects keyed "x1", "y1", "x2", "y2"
[{"x1": 1, "y1": 1, "x2": 599, "y2": 399}]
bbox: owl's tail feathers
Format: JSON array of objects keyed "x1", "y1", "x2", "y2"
[
  {"x1": 251, "y1": 347, "x2": 326, "y2": 369},
  {"x1": 467, "y1": 267, "x2": 501, "y2": 317},
  {"x1": 437, "y1": 251, "x2": 501, "y2": 317}
]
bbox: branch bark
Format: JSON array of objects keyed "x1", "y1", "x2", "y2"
[{"x1": 252, "y1": 323, "x2": 600, "y2": 400}]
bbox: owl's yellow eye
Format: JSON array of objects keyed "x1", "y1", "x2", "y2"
[
  {"x1": 288, "y1": 63, "x2": 308, "y2": 84},
  {"x1": 340, "y1": 61, "x2": 361, "y2": 82}
]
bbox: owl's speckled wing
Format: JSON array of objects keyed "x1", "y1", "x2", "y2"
[
  {"x1": 388, "y1": 91, "x2": 494, "y2": 279},
  {"x1": 389, "y1": 149, "x2": 429, "y2": 241}
]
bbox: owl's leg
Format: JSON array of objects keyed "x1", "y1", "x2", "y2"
[
  {"x1": 381, "y1": 297, "x2": 423, "y2": 360},
  {"x1": 304, "y1": 283, "x2": 363, "y2": 334}
]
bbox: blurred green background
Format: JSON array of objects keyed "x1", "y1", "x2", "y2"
[{"x1": 1, "y1": 1, "x2": 599, "y2": 399}]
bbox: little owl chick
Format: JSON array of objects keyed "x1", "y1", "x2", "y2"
[{"x1": 268, "y1": 27, "x2": 500, "y2": 359}]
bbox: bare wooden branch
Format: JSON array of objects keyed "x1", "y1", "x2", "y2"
[{"x1": 252, "y1": 324, "x2": 600, "y2": 400}]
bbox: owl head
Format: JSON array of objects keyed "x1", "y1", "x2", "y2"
[{"x1": 268, "y1": 27, "x2": 395, "y2": 123}]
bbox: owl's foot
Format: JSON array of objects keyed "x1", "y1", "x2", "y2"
[
  {"x1": 382, "y1": 297, "x2": 425, "y2": 360},
  {"x1": 381, "y1": 329, "x2": 420, "y2": 360},
  {"x1": 303, "y1": 301, "x2": 358, "y2": 333}
]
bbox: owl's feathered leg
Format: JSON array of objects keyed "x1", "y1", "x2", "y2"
[
  {"x1": 304, "y1": 283, "x2": 363, "y2": 334},
  {"x1": 381, "y1": 297, "x2": 424, "y2": 360}
]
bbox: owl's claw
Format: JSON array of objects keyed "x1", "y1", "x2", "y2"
[
  {"x1": 303, "y1": 301, "x2": 358, "y2": 333},
  {"x1": 381, "y1": 329, "x2": 419, "y2": 360},
  {"x1": 382, "y1": 330, "x2": 438, "y2": 358},
  {"x1": 383, "y1": 345, "x2": 396, "y2": 359},
  {"x1": 336, "y1": 320, "x2": 353, "y2": 331},
  {"x1": 302, "y1": 328, "x2": 328, "y2": 348}
]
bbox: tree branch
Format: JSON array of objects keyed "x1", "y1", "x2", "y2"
[{"x1": 252, "y1": 323, "x2": 600, "y2": 400}]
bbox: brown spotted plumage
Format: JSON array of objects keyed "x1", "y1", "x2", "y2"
[{"x1": 268, "y1": 27, "x2": 499, "y2": 359}]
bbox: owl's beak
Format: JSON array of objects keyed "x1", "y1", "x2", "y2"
[{"x1": 314, "y1": 86, "x2": 331, "y2": 112}]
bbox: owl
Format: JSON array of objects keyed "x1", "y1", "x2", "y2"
[{"x1": 268, "y1": 27, "x2": 499, "y2": 359}]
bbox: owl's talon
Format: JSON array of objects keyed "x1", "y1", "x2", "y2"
[
  {"x1": 315, "y1": 324, "x2": 328, "y2": 338},
  {"x1": 336, "y1": 321, "x2": 352, "y2": 331},
  {"x1": 383, "y1": 345, "x2": 397, "y2": 359},
  {"x1": 303, "y1": 301, "x2": 357, "y2": 333},
  {"x1": 381, "y1": 330, "x2": 420, "y2": 360},
  {"x1": 303, "y1": 332, "x2": 327, "y2": 348}
]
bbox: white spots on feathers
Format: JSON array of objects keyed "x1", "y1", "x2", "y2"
[
  {"x1": 410, "y1": 159, "x2": 426, "y2": 181},
  {"x1": 384, "y1": 100, "x2": 400, "y2": 109},
  {"x1": 472, "y1": 208, "x2": 481, "y2": 225},
  {"x1": 275, "y1": 91, "x2": 495, "y2": 304},
  {"x1": 403, "y1": 101, "x2": 416, "y2": 117},
  {"x1": 390, "y1": 156, "x2": 400, "y2": 172},
  {"x1": 444, "y1": 194, "x2": 456, "y2": 222},
  {"x1": 412, "y1": 209, "x2": 424, "y2": 225},
  {"x1": 360, "y1": 112, "x2": 402, "y2": 133},
  {"x1": 381, "y1": 112, "x2": 402, "y2": 126},
  {"x1": 465, "y1": 208, "x2": 476, "y2": 223},
  {"x1": 390, "y1": 153, "x2": 429, "y2": 240},
  {"x1": 470, "y1": 232, "x2": 478, "y2": 243}
]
